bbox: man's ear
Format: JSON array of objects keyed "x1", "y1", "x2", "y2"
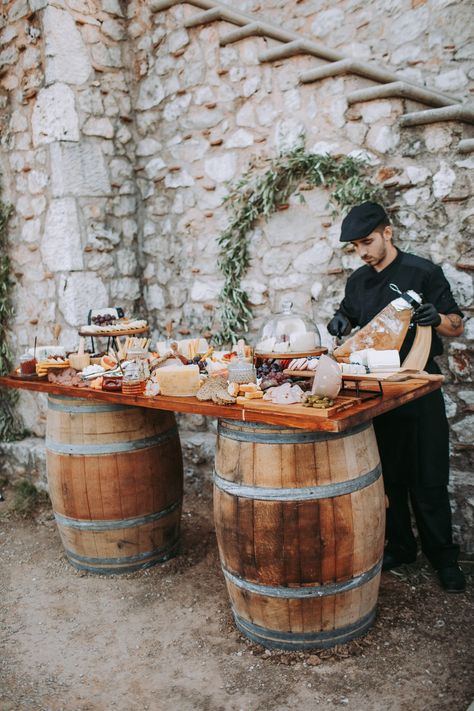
[{"x1": 383, "y1": 225, "x2": 393, "y2": 242}]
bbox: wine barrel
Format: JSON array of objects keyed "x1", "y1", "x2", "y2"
[
  {"x1": 214, "y1": 419, "x2": 385, "y2": 650},
  {"x1": 46, "y1": 396, "x2": 183, "y2": 574}
]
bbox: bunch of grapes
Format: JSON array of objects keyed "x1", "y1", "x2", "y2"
[
  {"x1": 92, "y1": 313, "x2": 117, "y2": 326},
  {"x1": 257, "y1": 361, "x2": 282, "y2": 378}
]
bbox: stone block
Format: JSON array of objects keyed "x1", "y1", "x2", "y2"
[
  {"x1": 101, "y1": 0, "x2": 124, "y2": 16},
  {"x1": 101, "y1": 18, "x2": 125, "y2": 41},
  {"x1": 225, "y1": 129, "x2": 254, "y2": 149},
  {"x1": 390, "y1": 6, "x2": 429, "y2": 45},
  {"x1": 32, "y1": 84, "x2": 79, "y2": 146},
  {"x1": 311, "y1": 8, "x2": 345, "y2": 37},
  {"x1": 144, "y1": 283, "x2": 166, "y2": 310},
  {"x1": 204, "y1": 153, "x2": 237, "y2": 183},
  {"x1": 136, "y1": 75, "x2": 165, "y2": 110},
  {"x1": 136, "y1": 138, "x2": 162, "y2": 156},
  {"x1": 44, "y1": 6, "x2": 92, "y2": 85},
  {"x1": 116, "y1": 249, "x2": 137, "y2": 276},
  {"x1": 164, "y1": 170, "x2": 194, "y2": 189},
  {"x1": 91, "y1": 44, "x2": 123, "y2": 68},
  {"x1": 50, "y1": 142, "x2": 111, "y2": 197},
  {"x1": 10, "y1": 110, "x2": 28, "y2": 133},
  {"x1": 0, "y1": 437, "x2": 47, "y2": 490},
  {"x1": 293, "y1": 242, "x2": 333, "y2": 273},
  {"x1": 360, "y1": 100, "x2": 393, "y2": 124},
  {"x1": 269, "y1": 273, "x2": 307, "y2": 291},
  {"x1": 403, "y1": 186, "x2": 431, "y2": 206},
  {"x1": 41, "y1": 198, "x2": 84, "y2": 272},
  {"x1": 435, "y1": 68, "x2": 468, "y2": 92},
  {"x1": 82, "y1": 117, "x2": 114, "y2": 139},
  {"x1": 8, "y1": 0, "x2": 29, "y2": 22},
  {"x1": 86, "y1": 222, "x2": 120, "y2": 252},
  {"x1": 190, "y1": 279, "x2": 223, "y2": 302},
  {"x1": 433, "y1": 162, "x2": 456, "y2": 199},
  {"x1": 366, "y1": 125, "x2": 400, "y2": 154},
  {"x1": 145, "y1": 157, "x2": 167, "y2": 180},
  {"x1": 0, "y1": 46, "x2": 18, "y2": 66},
  {"x1": 58, "y1": 271, "x2": 108, "y2": 326},
  {"x1": 424, "y1": 127, "x2": 453, "y2": 152},
  {"x1": 110, "y1": 277, "x2": 140, "y2": 301},
  {"x1": 449, "y1": 469, "x2": 474, "y2": 557},
  {"x1": 168, "y1": 28, "x2": 189, "y2": 53},
  {"x1": 441, "y1": 263, "x2": 473, "y2": 308}
]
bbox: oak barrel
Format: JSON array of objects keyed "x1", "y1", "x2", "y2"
[
  {"x1": 46, "y1": 396, "x2": 183, "y2": 574},
  {"x1": 214, "y1": 419, "x2": 385, "y2": 650}
]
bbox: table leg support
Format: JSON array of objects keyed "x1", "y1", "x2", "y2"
[
  {"x1": 46, "y1": 395, "x2": 184, "y2": 575},
  {"x1": 213, "y1": 418, "x2": 385, "y2": 650}
]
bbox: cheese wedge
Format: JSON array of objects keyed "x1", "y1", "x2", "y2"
[
  {"x1": 154, "y1": 364, "x2": 200, "y2": 397},
  {"x1": 245, "y1": 390, "x2": 263, "y2": 399}
]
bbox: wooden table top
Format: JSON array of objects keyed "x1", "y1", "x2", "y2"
[{"x1": 0, "y1": 375, "x2": 441, "y2": 433}]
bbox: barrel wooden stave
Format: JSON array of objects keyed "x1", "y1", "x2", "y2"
[
  {"x1": 46, "y1": 396, "x2": 183, "y2": 574},
  {"x1": 214, "y1": 419, "x2": 385, "y2": 650}
]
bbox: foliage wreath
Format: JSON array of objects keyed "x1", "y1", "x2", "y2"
[{"x1": 215, "y1": 147, "x2": 384, "y2": 346}]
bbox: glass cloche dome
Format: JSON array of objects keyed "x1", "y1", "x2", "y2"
[{"x1": 255, "y1": 300, "x2": 321, "y2": 354}]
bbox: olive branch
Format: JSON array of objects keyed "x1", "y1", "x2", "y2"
[{"x1": 0, "y1": 177, "x2": 23, "y2": 441}]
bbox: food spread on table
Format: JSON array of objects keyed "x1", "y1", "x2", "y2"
[{"x1": 12, "y1": 295, "x2": 438, "y2": 413}]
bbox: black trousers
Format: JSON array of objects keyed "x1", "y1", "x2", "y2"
[{"x1": 373, "y1": 364, "x2": 459, "y2": 569}]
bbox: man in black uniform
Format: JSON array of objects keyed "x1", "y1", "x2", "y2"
[{"x1": 327, "y1": 202, "x2": 465, "y2": 593}]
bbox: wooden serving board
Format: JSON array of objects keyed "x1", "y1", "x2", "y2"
[
  {"x1": 237, "y1": 394, "x2": 361, "y2": 418},
  {"x1": 254, "y1": 348, "x2": 327, "y2": 360},
  {"x1": 78, "y1": 327, "x2": 149, "y2": 337},
  {"x1": 284, "y1": 368, "x2": 444, "y2": 383}
]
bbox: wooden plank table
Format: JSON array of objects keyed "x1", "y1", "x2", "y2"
[{"x1": 0, "y1": 374, "x2": 441, "y2": 431}]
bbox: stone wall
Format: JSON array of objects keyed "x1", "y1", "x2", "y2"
[{"x1": 0, "y1": 0, "x2": 473, "y2": 550}]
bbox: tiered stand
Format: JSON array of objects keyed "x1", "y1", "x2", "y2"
[{"x1": 0, "y1": 374, "x2": 440, "y2": 651}]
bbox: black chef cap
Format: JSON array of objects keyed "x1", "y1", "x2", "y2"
[{"x1": 340, "y1": 202, "x2": 389, "y2": 242}]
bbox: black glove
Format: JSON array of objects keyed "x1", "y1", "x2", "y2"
[
  {"x1": 327, "y1": 312, "x2": 351, "y2": 338},
  {"x1": 412, "y1": 303, "x2": 441, "y2": 327}
]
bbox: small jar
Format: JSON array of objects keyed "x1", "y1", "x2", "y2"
[
  {"x1": 19, "y1": 352, "x2": 37, "y2": 375},
  {"x1": 227, "y1": 339, "x2": 256, "y2": 384},
  {"x1": 126, "y1": 347, "x2": 150, "y2": 379},
  {"x1": 122, "y1": 362, "x2": 145, "y2": 395}
]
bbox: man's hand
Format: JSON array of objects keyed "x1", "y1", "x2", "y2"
[
  {"x1": 327, "y1": 312, "x2": 351, "y2": 338},
  {"x1": 412, "y1": 303, "x2": 442, "y2": 327}
]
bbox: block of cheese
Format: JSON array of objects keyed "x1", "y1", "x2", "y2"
[
  {"x1": 154, "y1": 364, "x2": 201, "y2": 397},
  {"x1": 366, "y1": 349, "x2": 400, "y2": 371}
]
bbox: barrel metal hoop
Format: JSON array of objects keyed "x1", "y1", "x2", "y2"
[
  {"x1": 46, "y1": 426, "x2": 179, "y2": 456},
  {"x1": 64, "y1": 539, "x2": 180, "y2": 575},
  {"x1": 54, "y1": 500, "x2": 181, "y2": 531},
  {"x1": 48, "y1": 396, "x2": 131, "y2": 413},
  {"x1": 214, "y1": 463, "x2": 381, "y2": 501},
  {"x1": 217, "y1": 419, "x2": 370, "y2": 443},
  {"x1": 222, "y1": 558, "x2": 382, "y2": 599},
  {"x1": 64, "y1": 538, "x2": 180, "y2": 566},
  {"x1": 233, "y1": 607, "x2": 377, "y2": 650}
]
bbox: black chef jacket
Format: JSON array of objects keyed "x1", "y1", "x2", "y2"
[
  {"x1": 338, "y1": 249, "x2": 463, "y2": 362},
  {"x1": 337, "y1": 248, "x2": 463, "y2": 488}
]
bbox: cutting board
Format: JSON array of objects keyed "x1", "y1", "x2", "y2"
[
  {"x1": 237, "y1": 394, "x2": 361, "y2": 418},
  {"x1": 283, "y1": 368, "x2": 444, "y2": 383}
]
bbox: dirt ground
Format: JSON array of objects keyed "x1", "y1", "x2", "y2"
[{"x1": 1, "y1": 474, "x2": 473, "y2": 711}]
